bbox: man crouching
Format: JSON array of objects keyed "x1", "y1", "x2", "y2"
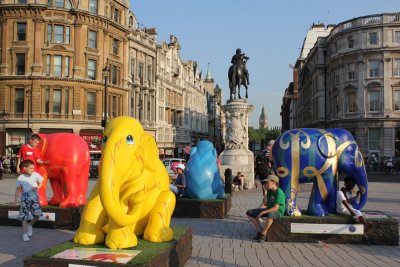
[{"x1": 246, "y1": 175, "x2": 285, "y2": 243}]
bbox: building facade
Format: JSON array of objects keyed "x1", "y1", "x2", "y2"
[
  {"x1": 0, "y1": 1, "x2": 215, "y2": 157},
  {"x1": 285, "y1": 13, "x2": 400, "y2": 158},
  {"x1": 0, "y1": 0, "x2": 129, "y2": 155}
]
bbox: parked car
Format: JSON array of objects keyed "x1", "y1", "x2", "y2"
[
  {"x1": 162, "y1": 158, "x2": 186, "y2": 178},
  {"x1": 89, "y1": 154, "x2": 101, "y2": 177}
]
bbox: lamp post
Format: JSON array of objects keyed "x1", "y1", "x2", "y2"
[
  {"x1": 102, "y1": 66, "x2": 110, "y2": 130},
  {"x1": 25, "y1": 88, "x2": 31, "y2": 142}
]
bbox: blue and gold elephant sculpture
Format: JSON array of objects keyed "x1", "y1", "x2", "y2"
[
  {"x1": 272, "y1": 128, "x2": 368, "y2": 216},
  {"x1": 185, "y1": 140, "x2": 224, "y2": 199}
]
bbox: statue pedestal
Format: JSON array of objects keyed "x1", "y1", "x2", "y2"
[{"x1": 219, "y1": 99, "x2": 255, "y2": 189}]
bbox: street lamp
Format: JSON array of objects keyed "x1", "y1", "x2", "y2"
[
  {"x1": 25, "y1": 88, "x2": 31, "y2": 142},
  {"x1": 102, "y1": 66, "x2": 110, "y2": 130}
]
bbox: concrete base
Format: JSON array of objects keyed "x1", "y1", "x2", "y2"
[
  {"x1": 265, "y1": 212, "x2": 398, "y2": 246},
  {"x1": 219, "y1": 148, "x2": 255, "y2": 189},
  {"x1": 24, "y1": 228, "x2": 192, "y2": 267},
  {"x1": 173, "y1": 194, "x2": 232, "y2": 219},
  {"x1": 0, "y1": 203, "x2": 82, "y2": 230}
]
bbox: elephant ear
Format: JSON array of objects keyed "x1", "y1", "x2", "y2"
[
  {"x1": 317, "y1": 132, "x2": 338, "y2": 158},
  {"x1": 137, "y1": 133, "x2": 159, "y2": 172}
]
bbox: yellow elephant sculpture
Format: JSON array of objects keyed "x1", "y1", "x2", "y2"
[{"x1": 73, "y1": 116, "x2": 176, "y2": 249}]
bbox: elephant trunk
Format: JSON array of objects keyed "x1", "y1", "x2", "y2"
[{"x1": 99, "y1": 140, "x2": 137, "y2": 227}]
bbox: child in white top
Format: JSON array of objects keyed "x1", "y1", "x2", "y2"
[
  {"x1": 13, "y1": 160, "x2": 44, "y2": 242},
  {"x1": 336, "y1": 176, "x2": 373, "y2": 232}
]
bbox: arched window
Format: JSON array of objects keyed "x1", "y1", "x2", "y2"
[{"x1": 48, "y1": 0, "x2": 72, "y2": 9}]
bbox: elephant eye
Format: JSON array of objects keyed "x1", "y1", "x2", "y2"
[
  {"x1": 126, "y1": 135, "x2": 134, "y2": 145},
  {"x1": 102, "y1": 136, "x2": 108, "y2": 144}
]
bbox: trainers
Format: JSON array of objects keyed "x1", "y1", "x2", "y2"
[
  {"x1": 27, "y1": 223, "x2": 33, "y2": 237},
  {"x1": 257, "y1": 234, "x2": 267, "y2": 243},
  {"x1": 252, "y1": 232, "x2": 262, "y2": 240},
  {"x1": 22, "y1": 233, "x2": 30, "y2": 242}
]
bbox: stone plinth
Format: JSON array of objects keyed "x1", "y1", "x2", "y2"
[{"x1": 219, "y1": 99, "x2": 255, "y2": 188}]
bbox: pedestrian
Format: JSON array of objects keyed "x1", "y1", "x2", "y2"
[
  {"x1": 336, "y1": 176, "x2": 373, "y2": 232},
  {"x1": 13, "y1": 160, "x2": 44, "y2": 242},
  {"x1": 169, "y1": 163, "x2": 186, "y2": 198},
  {"x1": 0, "y1": 156, "x2": 4, "y2": 180},
  {"x1": 16, "y1": 134, "x2": 49, "y2": 174},
  {"x1": 246, "y1": 174, "x2": 285, "y2": 243}
]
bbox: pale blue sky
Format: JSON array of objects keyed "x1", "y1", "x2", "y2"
[{"x1": 131, "y1": 0, "x2": 399, "y2": 128}]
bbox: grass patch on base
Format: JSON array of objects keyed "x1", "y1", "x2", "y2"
[{"x1": 32, "y1": 227, "x2": 188, "y2": 266}]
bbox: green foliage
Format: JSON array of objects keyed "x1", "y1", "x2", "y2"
[{"x1": 248, "y1": 127, "x2": 282, "y2": 149}]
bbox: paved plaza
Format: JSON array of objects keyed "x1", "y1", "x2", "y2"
[{"x1": 0, "y1": 173, "x2": 399, "y2": 267}]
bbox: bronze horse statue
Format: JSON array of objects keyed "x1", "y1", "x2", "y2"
[{"x1": 228, "y1": 58, "x2": 249, "y2": 100}]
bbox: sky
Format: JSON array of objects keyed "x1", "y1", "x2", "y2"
[{"x1": 131, "y1": 0, "x2": 399, "y2": 128}]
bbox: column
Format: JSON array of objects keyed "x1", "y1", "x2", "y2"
[
  {"x1": 32, "y1": 16, "x2": 44, "y2": 75},
  {"x1": 0, "y1": 19, "x2": 8, "y2": 74},
  {"x1": 73, "y1": 22, "x2": 83, "y2": 78}
]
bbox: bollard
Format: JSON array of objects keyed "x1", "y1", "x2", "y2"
[{"x1": 224, "y1": 168, "x2": 233, "y2": 193}]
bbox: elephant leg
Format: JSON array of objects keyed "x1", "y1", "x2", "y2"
[
  {"x1": 106, "y1": 220, "x2": 137, "y2": 249},
  {"x1": 307, "y1": 173, "x2": 333, "y2": 216},
  {"x1": 59, "y1": 170, "x2": 85, "y2": 208},
  {"x1": 49, "y1": 178, "x2": 63, "y2": 206},
  {"x1": 37, "y1": 167, "x2": 48, "y2": 206},
  {"x1": 75, "y1": 163, "x2": 89, "y2": 206},
  {"x1": 74, "y1": 183, "x2": 107, "y2": 245},
  {"x1": 144, "y1": 190, "x2": 176, "y2": 242}
]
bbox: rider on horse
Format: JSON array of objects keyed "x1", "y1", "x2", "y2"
[{"x1": 231, "y1": 48, "x2": 250, "y2": 85}]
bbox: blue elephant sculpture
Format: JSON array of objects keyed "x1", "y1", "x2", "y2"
[
  {"x1": 185, "y1": 140, "x2": 225, "y2": 199},
  {"x1": 271, "y1": 128, "x2": 368, "y2": 216}
]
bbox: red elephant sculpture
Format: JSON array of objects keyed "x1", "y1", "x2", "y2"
[{"x1": 36, "y1": 133, "x2": 90, "y2": 208}]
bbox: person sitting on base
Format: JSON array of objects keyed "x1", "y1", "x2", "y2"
[
  {"x1": 246, "y1": 175, "x2": 285, "y2": 243},
  {"x1": 169, "y1": 163, "x2": 186, "y2": 198},
  {"x1": 233, "y1": 172, "x2": 246, "y2": 191},
  {"x1": 336, "y1": 176, "x2": 373, "y2": 232}
]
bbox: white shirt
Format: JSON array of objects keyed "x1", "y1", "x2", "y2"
[{"x1": 16, "y1": 172, "x2": 44, "y2": 193}]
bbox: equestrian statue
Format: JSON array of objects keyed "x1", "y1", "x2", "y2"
[{"x1": 228, "y1": 48, "x2": 250, "y2": 100}]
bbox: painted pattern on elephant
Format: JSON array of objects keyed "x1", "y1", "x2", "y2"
[{"x1": 272, "y1": 128, "x2": 368, "y2": 216}]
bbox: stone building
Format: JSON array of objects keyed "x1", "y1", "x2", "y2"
[
  {"x1": 156, "y1": 35, "x2": 208, "y2": 158},
  {"x1": 0, "y1": 0, "x2": 130, "y2": 155},
  {"x1": 0, "y1": 1, "x2": 214, "y2": 157},
  {"x1": 284, "y1": 13, "x2": 400, "y2": 158}
]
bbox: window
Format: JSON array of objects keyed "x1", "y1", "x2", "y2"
[
  {"x1": 54, "y1": 25, "x2": 64, "y2": 43},
  {"x1": 16, "y1": 53, "x2": 25, "y2": 75},
  {"x1": 334, "y1": 67, "x2": 339, "y2": 84},
  {"x1": 89, "y1": 0, "x2": 98, "y2": 14},
  {"x1": 64, "y1": 90, "x2": 69, "y2": 114},
  {"x1": 45, "y1": 89, "x2": 50, "y2": 113},
  {"x1": 53, "y1": 89, "x2": 61, "y2": 113},
  {"x1": 112, "y1": 38, "x2": 119, "y2": 55},
  {"x1": 369, "y1": 91, "x2": 380, "y2": 111},
  {"x1": 17, "y1": 23, "x2": 26, "y2": 41},
  {"x1": 87, "y1": 59, "x2": 96, "y2": 80},
  {"x1": 348, "y1": 36, "x2": 354, "y2": 48},
  {"x1": 347, "y1": 63, "x2": 356, "y2": 80},
  {"x1": 147, "y1": 65, "x2": 152, "y2": 82},
  {"x1": 48, "y1": 24, "x2": 70, "y2": 44},
  {"x1": 369, "y1": 60, "x2": 380, "y2": 77},
  {"x1": 369, "y1": 32, "x2": 378, "y2": 45},
  {"x1": 15, "y1": 88, "x2": 25, "y2": 114},
  {"x1": 130, "y1": 59, "x2": 135, "y2": 78},
  {"x1": 369, "y1": 128, "x2": 380, "y2": 150},
  {"x1": 394, "y1": 91, "x2": 400, "y2": 111},
  {"x1": 113, "y1": 8, "x2": 120, "y2": 23},
  {"x1": 332, "y1": 93, "x2": 339, "y2": 115},
  {"x1": 87, "y1": 92, "x2": 96, "y2": 115},
  {"x1": 46, "y1": 55, "x2": 51, "y2": 75},
  {"x1": 18, "y1": 0, "x2": 27, "y2": 3},
  {"x1": 394, "y1": 59, "x2": 400, "y2": 77},
  {"x1": 112, "y1": 96, "x2": 117, "y2": 117},
  {"x1": 52, "y1": 0, "x2": 71, "y2": 8},
  {"x1": 129, "y1": 16, "x2": 134, "y2": 27},
  {"x1": 88, "y1": 30, "x2": 97, "y2": 48},
  {"x1": 138, "y1": 62, "x2": 144, "y2": 82},
  {"x1": 347, "y1": 92, "x2": 356, "y2": 112},
  {"x1": 395, "y1": 31, "x2": 400, "y2": 44},
  {"x1": 65, "y1": 56, "x2": 70, "y2": 77},
  {"x1": 54, "y1": 55, "x2": 62, "y2": 77},
  {"x1": 111, "y1": 65, "x2": 118, "y2": 85},
  {"x1": 55, "y1": 0, "x2": 64, "y2": 8}
]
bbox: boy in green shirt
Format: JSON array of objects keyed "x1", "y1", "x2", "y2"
[{"x1": 246, "y1": 174, "x2": 285, "y2": 242}]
